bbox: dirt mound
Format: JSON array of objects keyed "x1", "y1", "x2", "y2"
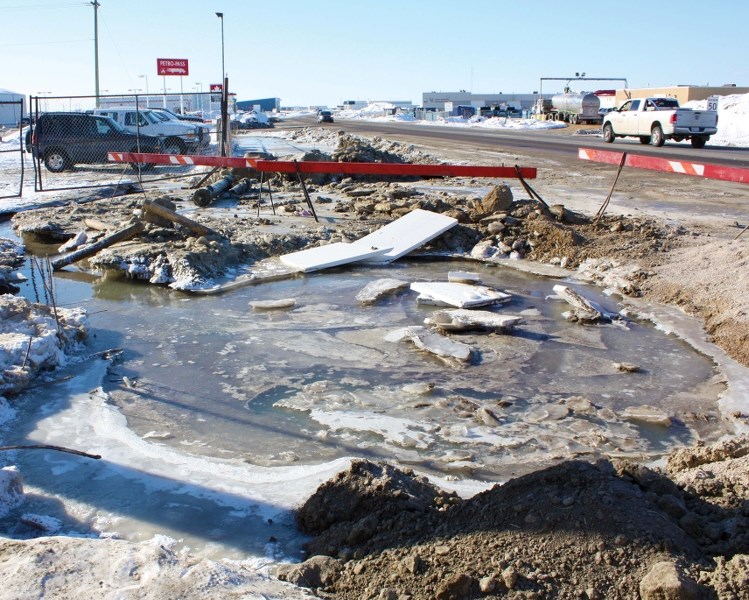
[{"x1": 281, "y1": 438, "x2": 749, "y2": 599}]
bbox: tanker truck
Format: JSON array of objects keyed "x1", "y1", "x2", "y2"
[{"x1": 533, "y1": 91, "x2": 602, "y2": 124}]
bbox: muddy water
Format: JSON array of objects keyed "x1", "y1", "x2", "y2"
[{"x1": 0, "y1": 221, "x2": 730, "y2": 558}]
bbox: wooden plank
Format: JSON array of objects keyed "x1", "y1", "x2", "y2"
[
  {"x1": 51, "y1": 222, "x2": 144, "y2": 270},
  {"x1": 142, "y1": 200, "x2": 217, "y2": 237}
]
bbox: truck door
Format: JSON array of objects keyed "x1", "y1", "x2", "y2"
[
  {"x1": 637, "y1": 99, "x2": 658, "y2": 133},
  {"x1": 618, "y1": 100, "x2": 640, "y2": 135}
]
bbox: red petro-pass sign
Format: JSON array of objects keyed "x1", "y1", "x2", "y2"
[{"x1": 157, "y1": 58, "x2": 189, "y2": 76}]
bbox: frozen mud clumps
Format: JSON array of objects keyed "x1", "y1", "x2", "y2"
[{"x1": 0, "y1": 294, "x2": 89, "y2": 397}]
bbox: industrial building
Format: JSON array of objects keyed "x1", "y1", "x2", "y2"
[
  {"x1": 423, "y1": 84, "x2": 749, "y2": 117},
  {"x1": 0, "y1": 89, "x2": 26, "y2": 126},
  {"x1": 614, "y1": 85, "x2": 749, "y2": 105},
  {"x1": 422, "y1": 91, "x2": 542, "y2": 113},
  {"x1": 236, "y1": 97, "x2": 281, "y2": 112}
]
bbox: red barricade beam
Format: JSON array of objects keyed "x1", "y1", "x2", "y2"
[
  {"x1": 578, "y1": 147, "x2": 749, "y2": 184},
  {"x1": 109, "y1": 152, "x2": 536, "y2": 179}
]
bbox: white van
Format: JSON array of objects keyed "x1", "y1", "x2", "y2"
[{"x1": 91, "y1": 107, "x2": 208, "y2": 154}]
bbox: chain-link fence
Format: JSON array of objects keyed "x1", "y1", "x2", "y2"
[
  {"x1": 0, "y1": 99, "x2": 26, "y2": 199},
  {"x1": 28, "y1": 93, "x2": 222, "y2": 192}
]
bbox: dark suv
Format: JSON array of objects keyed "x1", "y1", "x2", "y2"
[{"x1": 30, "y1": 112, "x2": 162, "y2": 172}]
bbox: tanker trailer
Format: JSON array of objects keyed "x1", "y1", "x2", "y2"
[{"x1": 549, "y1": 92, "x2": 601, "y2": 124}]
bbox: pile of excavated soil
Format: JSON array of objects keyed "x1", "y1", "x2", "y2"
[{"x1": 279, "y1": 437, "x2": 749, "y2": 599}]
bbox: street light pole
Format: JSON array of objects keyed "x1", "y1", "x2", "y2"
[
  {"x1": 139, "y1": 74, "x2": 149, "y2": 107},
  {"x1": 216, "y1": 12, "x2": 225, "y2": 80},
  {"x1": 215, "y1": 11, "x2": 226, "y2": 156},
  {"x1": 195, "y1": 82, "x2": 203, "y2": 114},
  {"x1": 91, "y1": 1, "x2": 100, "y2": 106}
]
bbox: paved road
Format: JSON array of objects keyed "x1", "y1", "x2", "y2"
[{"x1": 283, "y1": 115, "x2": 749, "y2": 169}]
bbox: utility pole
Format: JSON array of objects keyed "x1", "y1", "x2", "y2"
[{"x1": 92, "y1": 1, "x2": 100, "y2": 106}]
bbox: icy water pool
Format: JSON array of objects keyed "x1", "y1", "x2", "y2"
[{"x1": 0, "y1": 221, "x2": 732, "y2": 560}]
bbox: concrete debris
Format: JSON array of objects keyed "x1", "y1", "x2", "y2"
[{"x1": 425, "y1": 308, "x2": 523, "y2": 333}]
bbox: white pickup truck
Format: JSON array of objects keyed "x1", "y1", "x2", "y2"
[
  {"x1": 92, "y1": 107, "x2": 208, "y2": 154},
  {"x1": 601, "y1": 97, "x2": 718, "y2": 148}
]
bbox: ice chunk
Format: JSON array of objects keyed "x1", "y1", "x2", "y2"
[
  {"x1": 620, "y1": 405, "x2": 672, "y2": 427},
  {"x1": 410, "y1": 282, "x2": 511, "y2": 308},
  {"x1": 355, "y1": 278, "x2": 409, "y2": 305},
  {"x1": 249, "y1": 298, "x2": 297, "y2": 310},
  {"x1": 401, "y1": 328, "x2": 473, "y2": 362},
  {"x1": 425, "y1": 308, "x2": 523, "y2": 332}
]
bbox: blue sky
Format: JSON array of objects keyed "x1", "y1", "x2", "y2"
[{"x1": 2, "y1": 0, "x2": 747, "y2": 107}]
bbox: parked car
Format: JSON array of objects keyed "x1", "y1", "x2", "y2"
[
  {"x1": 30, "y1": 112, "x2": 162, "y2": 172},
  {"x1": 149, "y1": 108, "x2": 212, "y2": 145},
  {"x1": 156, "y1": 107, "x2": 206, "y2": 123},
  {"x1": 318, "y1": 110, "x2": 334, "y2": 123},
  {"x1": 91, "y1": 107, "x2": 207, "y2": 153}
]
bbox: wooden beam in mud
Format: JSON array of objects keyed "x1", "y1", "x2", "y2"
[
  {"x1": 141, "y1": 199, "x2": 217, "y2": 237},
  {"x1": 83, "y1": 218, "x2": 116, "y2": 232},
  {"x1": 51, "y1": 221, "x2": 145, "y2": 271}
]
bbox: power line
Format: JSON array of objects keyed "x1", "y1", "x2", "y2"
[
  {"x1": 0, "y1": 3, "x2": 85, "y2": 10},
  {"x1": 0, "y1": 39, "x2": 91, "y2": 47}
]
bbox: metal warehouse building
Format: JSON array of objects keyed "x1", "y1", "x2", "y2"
[
  {"x1": 236, "y1": 97, "x2": 281, "y2": 112},
  {"x1": 422, "y1": 91, "x2": 542, "y2": 112},
  {"x1": 615, "y1": 85, "x2": 749, "y2": 105},
  {"x1": 0, "y1": 89, "x2": 26, "y2": 126}
]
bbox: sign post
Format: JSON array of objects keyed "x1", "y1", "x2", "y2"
[
  {"x1": 157, "y1": 58, "x2": 189, "y2": 77},
  {"x1": 157, "y1": 59, "x2": 189, "y2": 111},
  {"x1": 706, "y1": 95, "x2": 719, "y2": 112}
]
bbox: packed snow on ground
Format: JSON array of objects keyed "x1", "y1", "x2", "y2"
[{"x1": 284, "y1": 93, "x2": 749, "y2": 145}]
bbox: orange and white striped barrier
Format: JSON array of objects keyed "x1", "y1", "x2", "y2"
[
  {"x1": 578, "y1": 147, "x2": 749, "y2": 184},
  {"x1": 108, "y1": 152, "x2": 537, "y2": 179}
]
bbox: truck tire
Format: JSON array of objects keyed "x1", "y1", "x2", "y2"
[
  {"x1": 691, "y1": 136, "x2": 707, "y2": 149},
  {"x1": 163, "y1": 137, "x2": 186, "y2": 155},
  {"x1": 650, "y1": 125, "x2": 665, "y2": 147},
  {"x1": 639, "y1": 136, "x2": 650, "y2": 145},
  {"x1": 44, "y1": 148, "x2": 70, "y2": 172},
  {"x1": 602, "y1": 123, "x2": 615, "y2": 143}
]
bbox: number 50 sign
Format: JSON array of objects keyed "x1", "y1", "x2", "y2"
[{"x1": 706, "y1": 95, "x2": 719, "y2": 112}]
